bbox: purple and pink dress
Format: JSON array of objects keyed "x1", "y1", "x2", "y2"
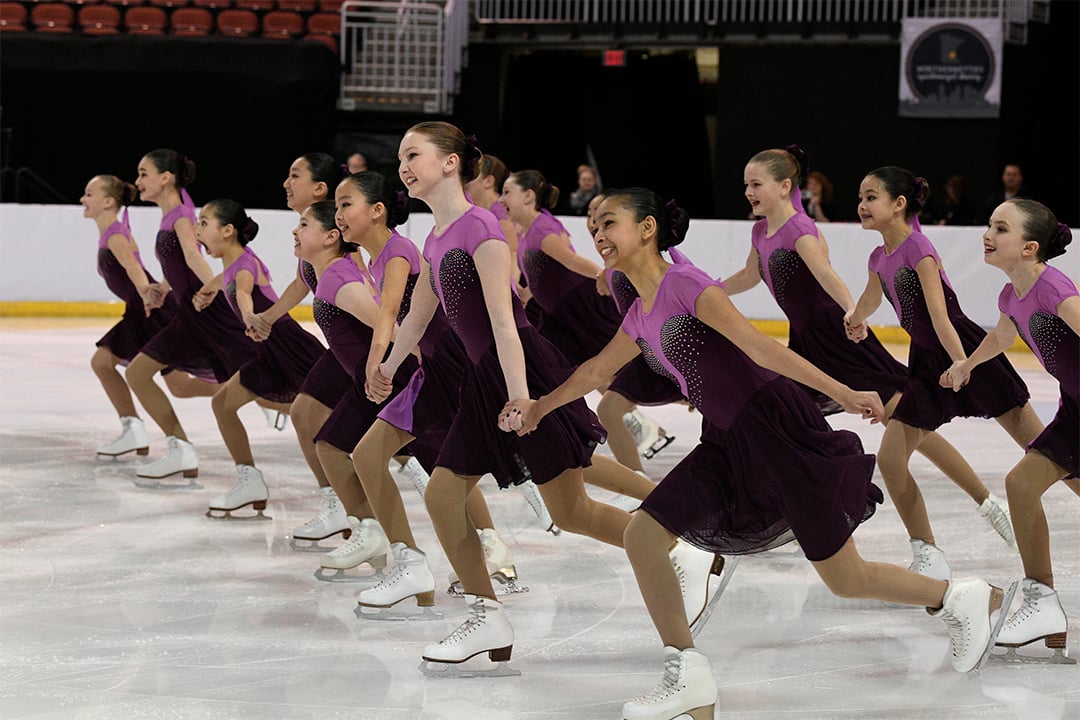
[
  {"x1": 869, "y1": 230, "x2": 1029, "y2": 430},
  {"x1": 372, "y1": 233, "x2": 470, "y2": 471},
  {"x1": 139, "y1": 201, "x2": 256, "y2": 382},
  {"x1": 296, "y1": 259, "x2": 354, "y2": 408},
  {"x1": 95, "y1": 218, "x2": 176, "y2": 362},
  {"x1": 998, "y1": 265, "x2": 1078, "y2": 477},
  {"x1": 625, "y1": 262, "x2": 881, "y2": 560},
  {"x1": 311, "y1": 254, "x2": 418, "y2": 453},
  {"x1": 752, "y1": 213, "x2": 907, "y2": 406},
  {"x1": 518, "y1": 209, "x2": 623, "y2": 366},
  {"x1": 425, "y1": 205, "x2": 605, "y2": 487},
  {"x1": 222, "y1": 248, "x2": 325, "y2": 404}
]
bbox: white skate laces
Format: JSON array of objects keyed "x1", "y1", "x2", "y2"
[
  {"x1": 908, "y1": 539, "x2": 951, "y2": 581},
  {"x1": 356, "y1": 543, "x2": 439, "y2": 619},
  {"x1": 518, "y1": 480, "x2": 559, "y2": 535},
  {"x1": 96, "y1": 416, "x2": 149, "y2": 457},
  {"x1": 397, "y1": 457, "x2": 429, "y2": 498},
  {"x1": 622, "y1": 646, "x2": 716, "y2": 720},
  {"x1": 977, "y1": 493, "x2": 1019, "y2": 552},
  {"x1": 206, "y1": 464, "x2": 269, "y2": 519},
  {"x1": 315, "y1": 516, "x2": 389, "y2": 581},
  {"x1": 930, "y1": 577, "x2": 1014, "y2": 673},
  {"x1": 134, "y1": 435, "x2": 198, "y2": 484},
  {"x1": 290, "y1": 486, "x2": 349, "y2": 549},
  {"x1": 992, "y1": 578, "x2": 1074, "y2": 664},
  {"x1": 422, "y1": 594, "x2": 513, "y2": 664}
]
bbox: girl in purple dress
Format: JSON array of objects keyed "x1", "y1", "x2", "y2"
[
  {"x1": 369, "y1": 122, "x2": 669, "y2": 673},
  {"x1": 506, "y1": 188, "x2": 1012, "y2": 717},
  {"x1": 464, "y1": 154, "x2": 522, "y2": 282},
  {"x1": 248, "y1": 154, "x2": 355, "y2": 547},
  {"x1": 727, "y1": 148, "x2": 1019, "y2": 564},
  {"x1": 126, "y1": 149, "x2": 256, "y2": 484},
  {"x1": 943, "y1": 199, "x2": 1079, "y2": 660},
  {"x1": 194, "y1": 199, "x2": 325, "y2": 518},
  {"x1": 83, "y1": 174, "x2": 182, "y2": 458},
  {"x1": 846, "y1": 166, "x2": 1043, "y2": 580}
]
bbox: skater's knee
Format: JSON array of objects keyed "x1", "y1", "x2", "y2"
[
  {"x1": 597, "y1": 391, "x2": 632, "y2": 420},
  {"x1": 623, "y1": 511, "x2": 665, "y2": 555},
  {"x1": 125, "y1": 354, "x2": 156, "y2": 384},
  {"x1": 90, "y1": 347, "x2": 115, "y2": 376}
]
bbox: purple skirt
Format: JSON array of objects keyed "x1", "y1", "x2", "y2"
[
  {"x1": 298, "y1": 349, "x2": 353, "y2": 408},
  {"x1": 97, "y1": 298, "x2": 176, "y2": 364},
  {"x1": 140, "y1": 291, "x2": 256, "y2": 383},
  {"x1": 238, "y1": 318, "x2": 325, "y2": 404},
  {"x1": 435, "y1": 324, "x2": 606, "y2": 488},
  {"x1": 641, "y1": 378, "x2": 881, "y2": 562},
  {"x1": 313, "y1": 355, "x2": 420, "y2": 453},
  {"x1": 535, "y1": 282, "x2": 622, "y2": 367},
  {"x1": 1029, "y1": 392, "x2": 1078, "y2": 478}
]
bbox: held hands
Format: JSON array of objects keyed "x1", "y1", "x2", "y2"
[
  {"x1": 140, "y1": 283, "x2": 167, "y2": 314},
  {"x1": 940, "y1": 360, "x2": 971, "y2": 392},
  {"x1": 365, "y1": 362, "x2": 394, "y2": 403},
  {"x1": 498, "y1": 398, "x2": 539, "y2": 436},
  {"x1": 840, "y1": 389, "x2": 885, "y2": 424},
  {"x1": 192, "y1": 284, "x2": 218, "y2": 312},
  {"x1": 843, "y1": 310, "x2": 868, "y2": 343},
  {"x1": 246, "y1": 312, "x2": 274, "y2": 342}
]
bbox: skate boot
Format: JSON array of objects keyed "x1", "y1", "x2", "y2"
[
  {"x1": 397, "y1": 456, "x2": 429, "y2": 499},
  {"x1": 419, "y1": 594, "x2": 518, "y2": 677},
  {"x1": 519, "y1": 479, "x2": 560, "y2": 535},
  {"x1": 96, "y1": 416, "x2": 149, "y2": 458},
  {"x1": 977, "y1": 493, "x2": 1019, "y2": 552},
  {"x1": 624, "y1": 409, "x2": 675, "y2": 460},
  {"x1": 993, "y1": 578, "x2": 1075, "y2": 664},
  {"x1": 290, "y1": 486, "x2": 350, "y2": 551},
  {"x1": 908, "y1": 539, "x2": 951, "y2": 581},
  {"x1": 206, "y1": 464, "x2": 269, "y2": 519},
  {"x1": 669, "y1": 540, "x2": 726, "y2": 634},
  {"x1": 929, "y1": 576, "x2": 1015, "y2": 672},
  {"x1": 356, "y1": 542, "x2": 440, "y2": 620},
  {"x1": 261, "y1": 407, "x2": 289, "y2": 431},
  {"x1": 134, "y1": 436, "x2": 198, "y2": 487},
  {"x1": 622, "y1": 646, "x2": 716, "y2": 720},
  {"x1": 448, "y1": 528, "x2": 527, "y2": 597},
  {"x1": 315, "y1": 516, "x2": 389, "y2": 582}
]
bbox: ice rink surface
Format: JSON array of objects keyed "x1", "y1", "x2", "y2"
[{"x1": 1, "y1": 319, "x2": 1076, "y2": 720}]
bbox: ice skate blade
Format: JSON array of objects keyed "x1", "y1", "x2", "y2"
[
  {"x1": 989, "y1": 646, "x2": 1076, "y2": 665},
  {"x1": 446, "y1": 577, "x2": 530, "y2": 598},
  {"x1": 132, "y1": 478, "x2": 202, "y2": 490},
  {"x1": 691, "y1": 555, "x2": 739, "y2": 639},
  {"x1": 289, "y1": 531, "x2": 350, "y2": 553},
  {"x1": 974, "y1": 581, "x2": 1019, "y2": 673},
  {"x1": 313, "y1": 567, "x2": 386, "y2": 583},
  {"x1": 205, "y1": 507, "x2": 271, "y2": 521},
  {"x1": 642, "y1": 433, "x2": 675, "y2": 459},
  {"x1": 136, "y1": 467, "x2": 199, "y2": 480},
  {"x1": 419, "y1": 653, "x2": 520, "y2": 678},
  {"x1": 354, "y1": 604, "x2": 443, "y2": 622},
  {"x1": 97, "y1": 447, "x2": 150, "y2": 458}
]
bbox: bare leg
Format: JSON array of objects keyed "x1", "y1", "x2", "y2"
[
  {"x1": 161, "y1": 371, "x2": 218, "y2": 398},
  {"x1": 465, "y1": 486, "x2": 495, "y2": 529},
  {"x1": 353, "y1": 420, "x2": 419, "y2": 548},
  {"x1": 538, "y1": 467, "x2": 630, "y2": 547},
  {"x1": 877, "y1": 417, "x2": 935, "y2": 543},
  {"x1": 996, "y1": 403, "x2": 1045, "y2": 448},
  {"x1": 812, "y1": 538, "x2": 948, "y2": 608},
  {"x1": 624, "y1": 511, "x2": 692, "y2": 649},
  {"x1": 289, "y1": 393, "x2": 334, "y2": 489},
  {"x1": 583, "y1": 455, "x2": 656, "y2": 499},
  {"x1": 91, "y1": 346, "x2": 139, "y2": 418},
  {"x1": 211, "y1": 375, "x2": 258, "y2": 466},
  {"x1": 598, "y1": 391, "x2": 644, "y2": 472},
  {"x1": 426, "y1": 469, "x2": 494, "y2": 599},
  {"x1": 126, "y1": 353, "x2": 187, "y2": 439},
  {"x1": 315, "y1": 440, "x2": 373, "y2": 518},
  {"x1": 1006, "y1": 452, "x2": 1067, "y2": 588}
]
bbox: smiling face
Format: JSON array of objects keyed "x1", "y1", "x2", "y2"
[
  {"x1": 592, "y1": 196, "x2": 653, "y2": 271},
  {"x1": 743, "y1": 161, "x2": 791, "y2": 217},
  {"x1": 135, "y1": 157, "x2": 170, "y2": 204},
  {"x1": 857, "y1": 174, "x2": 904, "y2": 231},
  {"x1": 983, "y1": 202, "x2": 1038, "y2": 270},
  {"x1": 398, "y1": 131, "x2": 454, "y2": 201},
  {"x1": 334, "y1": 180, "x2": 383, "y2": 244},
  {"x1": 283, "y1": 158, "x2": 324, "y2": 213},
  {"x1": 80, "y1": 177, "x2": 113, "y2": 219},
  {"x1": 293, "y1": 206, "x2": 336, "y2": 261}
]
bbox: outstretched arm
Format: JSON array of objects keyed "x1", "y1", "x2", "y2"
[
  {"x1": 249, "y1": 271, "x2": 310, "y2": 341},
  {"x1": 795, "y1": 232, "x2": 855, "y2": 312},
  {"x1": 720, "y1": 246, "x2": 762, "y2": 296},
  {"x1": 175, "y1": 216, "x2": 216, "y2": 285},
  {"x1": 475, "y1": 238, "x2": 529, "y2": 401},
  {"x1": 540, "y1": 231, "x2": 604, "y2": 280},
  {"x1": 916, "y1": 256, "x2": 966, "y2": 363}
]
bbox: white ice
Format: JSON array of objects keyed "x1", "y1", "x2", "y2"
[{"x1": 1, "y1": 319, "x2": 1076, "y2": 720}]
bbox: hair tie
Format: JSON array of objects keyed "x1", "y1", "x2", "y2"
[
  {"x1": 912, "y1": 177, "x2": 929, "y2": 210},
  {"x1": 340, "y1": 163, "x2": 351, "y2": 179},
  {"x1": 783, "y1": 144, "x2": 809, "y2": 184},
  {"x1": 242, "y1": 217, "x2": 259, "y2": 243}
]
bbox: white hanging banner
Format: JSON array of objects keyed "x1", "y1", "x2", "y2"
[{"x1": 899, "y1": 18, "x2": 1003, "y2": 118}]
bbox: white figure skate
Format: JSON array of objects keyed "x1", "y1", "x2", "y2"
[
  {"x1": 419, "y1": 594, "x2": 519, "y2": 678},
  {"x1": 396, "y1": 456, "x2": 429, "y2": 499},
  {"x1": 991, "y1": 578, "x2": 1075, "y2": 664},
  {"x1": 206, "y1": 464, "x2": 270, "y2": 520},
  {"x1": 134, "y1": 436, "x2": 199, "y2": 489},
  {"x1": 622, "y1": 646, "x2": 716, "y2": 720},
  {"x1": 518, "y1": 479, "x2": 560, "y2": 535},
  {"x1": 929, "y1": 577, "x2": 1016, "y2": 672},
  {"x1": 261, "y1": 407, "x2": 289, "y2": 431},
  {"x1": 96, "y1": 416, "x2": 149, "y2": 458},
  {"x1": 315, "y1": 516, "x2": 389, "y2": 582},
  {"x1": 355, "y1": 542, "x2": 441, "y2": 621},
  {"x1": 669, "y1": 540, "x2": 730, "y2": 637},
  {"x1": 290, "y1": 486, "x2": 350, "y2": 551},
  {"x1": 623, "y1": 409, "x2": 675, "y2": 460},
  {"x1": 977, "y1": 493, "x2": 1019, "y2": 552},
  {"x1": 908, "y1": 539, "x2": 951, "y2": 581},
  {"x1": 447, "y1": 528, "x2": 528, "y2": 597}
]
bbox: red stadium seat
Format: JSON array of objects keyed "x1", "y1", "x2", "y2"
[
  {"x1": 30, "y1": 3, "x2": 75, "y2": 32},
  {"x1": 190, "y1": 0, "x2": 229, "y2": 8},
  {"x1": 108, "y1": 0, "x2": 147, "y2": 7},
  {"x1": 316, "y1": 0, "x2": 341, "y2": 13},
  {"x1": 216, "y1": 7, "x2": 256, "y2": 35},
  {"x1": 261, "y1": 9, "x2": 300, "y2": 37},
  {"x1": 170, "y1": 5, "x2": 211, "y2": 34},
  {"x1": 78, "y1": 3, "x2": 121, "y2": 33},
  {"x1": 304, "y1": 32, "x2": 335, "y2": 54},
  {"x1": 147, "y1": 0, "x2": 188, "y2": 8},
  {"x1": 305, "y1": 9, "x2": 336, "y2": 35},
  {"x1": 124, "y1": 4, "x2": 166, "y2": 33},
  {"x1": 276, "y1": 0, "x2": 314, "y2": 12},
  {"x1": 0, "y1": 1, "x2": 28, "y2": 30},
  {"x1": 233, "y1": 0, "x2": 272, "y2": 10}
]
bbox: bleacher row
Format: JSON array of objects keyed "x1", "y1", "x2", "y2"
[{"x1": 0, "y1": 0, "x2": 343, "y2": 52}]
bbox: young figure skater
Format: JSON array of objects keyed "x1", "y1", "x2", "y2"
[
  {"x1": 505, "y1": 189, "x2": 1014, "y2": 718},
  {"x1": 846, "y1": 167, "x2": 1044, "y2": 579},
  {"x1": 464, "y1": 154, "x2": 521, "y2": 282},
  {"x1": 943, "y1": 199, "x2": 1078, "y2": 663},
  {"x1": 369, "y1": 123, "x2": 713, "y2": 676},
  {"x1": 724, "y1": 147, "x2": 1018, "y2": 565},
  {"x1": 194, "y1": 199, "x2": 325, "y2": 518},
  {"x1": 125, "y1": 149, "x2": 257, "y2": 482},
  {"x1": 83, "y1": 174, "x2": 181, "y2": 457},
  {"x1": 246, "y1": 153, "x2": 356, "y2": 547}
]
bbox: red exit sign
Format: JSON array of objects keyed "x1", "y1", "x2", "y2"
[{"x1": 603, "y1": 49, "x2": 626, "y2": 67}]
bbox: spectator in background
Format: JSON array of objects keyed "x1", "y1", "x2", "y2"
[
  {"x1": 568, "y1": 163, "x2": 600, "y2": 215},
  {"x1": 931, "y1": 174, "x2": 975, "y2": 226},
  {"x1": 982, "y1": 163, "x2": 1027, "y2": 224},
  {"x1": 803, "y1": 170, "x2": 836, "y2": 223},
  {"x1": 347, "y1": 151, "x2": 368, "y2": 174}
]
